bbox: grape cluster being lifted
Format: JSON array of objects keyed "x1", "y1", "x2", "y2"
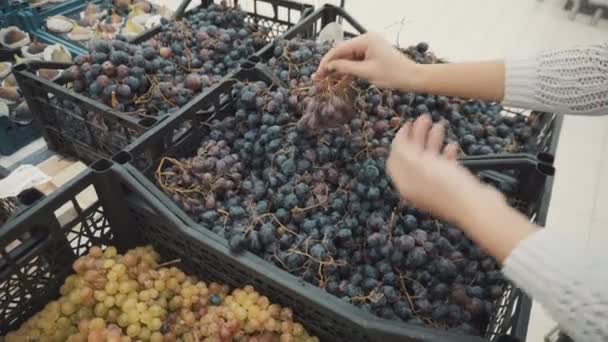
[
  {"x1": 154, "y1": 56, "x2": 527, "y2": 335},
  {"x1": 4, "y1": 245, "x2": 318, "y2": 342}
]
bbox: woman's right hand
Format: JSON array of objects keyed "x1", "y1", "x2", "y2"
[
  {"x1": 387, "y1": 114, "x2": 496, "y2": 225},
  {"x1": 313, "y1": 32, "x2": 423, "y2": 90}
]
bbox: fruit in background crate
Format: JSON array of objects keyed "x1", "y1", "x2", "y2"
[
  {"x1": 43, "y1": 44, "x2": 72, "y2": 63},
  {"x1": 110, "y1": 10, "x2": 124, "y2": 26},
  {"x1": 78, "y1": 14, "x2": 99, "y2": 28},
  {"x1": 133, "y1": 0, "x2": 152, "y2": 13},
  {"x1": 0, "y1": 62, "x2": 11, "y2": 79},
  {"x1": 93, "y1": 23, "x2": 118, "y2": 41},
  {"x1": 81, "y1": 3, "x2": 108, "y2": 23},
  {"x1": 21, "y1": 41, "x2": 48, "y2": 59},
  {"x1": 0, "y1": 86, "x2": 21, "y2": 104},
  {"x1": 46, "y1": 15, "x2": 75, "y2": 34},
  {"x1": 121, "y1": 17, "x2": 146, "y2": 39},
  {"x1": 0, "y1": 27, "x2": 30, "y2": 49},
  {"x1": 3, "y1": 245, "x2": 319, "y2": 342},
  {"x1": 1, "y1": 74, "x2": 16, "y2": 87},
  {"x1": 67, "y1": 24, "x2": 95, "y2": 41},
  {"x1": 114, "y1": 0, "x2": 132, "y2": 11},
  {"x1": 37, "y1": 68, "x2": 61, "y2": 81},
  {"x1": 152, "y1": 3, "x2": 270, "y2": 68}
]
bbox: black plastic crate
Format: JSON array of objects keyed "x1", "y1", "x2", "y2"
[
  {"x1": 12, "y1": 60, "x2": 159, "y2": 164},
  {"x1": 1, "y1": 162, "x2": 461, "y2": 342},
  {"x1": 117, "y1": 63, "x2": 560, "y2": 341},
  {"x1": 120, "y1": 5, "x2": 560, "y2": 340}
]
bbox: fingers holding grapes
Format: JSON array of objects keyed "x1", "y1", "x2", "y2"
[{"x1": 312, "y1": 32, "x2": 421, "y2": 90}]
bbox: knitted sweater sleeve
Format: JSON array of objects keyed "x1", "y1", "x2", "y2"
[
  {"x1": 504, "y1": 44, "x2": 608, "y2": 114},
  {"x1": 502, "y1": 228, "x2": 608, "y2": 342}
]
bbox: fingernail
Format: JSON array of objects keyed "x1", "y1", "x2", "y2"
[{"x1": 326, "y1": 64, "x2": 336, "y2": 73}]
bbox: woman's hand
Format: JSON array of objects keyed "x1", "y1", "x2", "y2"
[
  {"x1": 313, "y1": 33, "x2": 506, "y2": 102},
  {"x1": 313, "y1": 33, "x2": 422, "y2": 90},
  {"x1": 387, "y1": 115, "x2": 501, "y2": 225}
]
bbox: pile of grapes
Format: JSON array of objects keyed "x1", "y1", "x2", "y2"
[
  {"x1": 4, "y1": 245, "x2": 318, "y2": 342},
  {"x1": 152, "y1": 37, "x2": 550, "y2": 336},
  {"x1": 268, "y1": 38, "x2": 541, "y2": 155},
  {"x1": 55, "y1": 3, "x2": 269, "y2": 155},
  {"x1": 155, "y1": 79, "x2": 516, "y2": 338}
]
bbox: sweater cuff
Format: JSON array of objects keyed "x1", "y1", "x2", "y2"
[
  {"x1": 503, "y1": 228, "x2": 577, "y2": 290},
  {"x1": 503, "y1": 56, "x2": 539, "y2": 109}
]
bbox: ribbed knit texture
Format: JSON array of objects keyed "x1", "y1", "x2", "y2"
[
  {"x1": 503, "y1": 229, "x2": 608, "y2": 342},
  {"x1": 502, "y1": 45, "x2": 608, "y2": 340},
  {"x1": 504, "y1": 44, "x2": 608, "y2": 115}
]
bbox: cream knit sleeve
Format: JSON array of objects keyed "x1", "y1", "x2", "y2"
[
  {"x1": 504, "y1": 44, "x2": 608, "y2": 115},
  {"x1": 503, "y1": 228, "x2": 608, "y2": 342}
]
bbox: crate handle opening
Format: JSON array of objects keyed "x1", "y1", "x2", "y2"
[
  {"x1": 138, "y1": 117, "x2": 158, "y2": 128},
  {"x1": 91, "y1": 158, "x2": 113, "y2": 172},
  {"x1": 16, "y1": 188, "x2": 44, "y2": 206},
  {"x1": 112, "y1": 151, "x2": 132, "y2": 165},
  {"x1": 241, "y1": 60, "x2": 257, "y2": 70},
  {"x1": 538, "y1": 152, "x2": 555, "y2": 164},
  {"x1": 537, "y1": 163, "x2": 555, "y2": 176}
]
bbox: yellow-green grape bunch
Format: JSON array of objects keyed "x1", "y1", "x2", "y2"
[{"x1": 3, "y1": 245, "x2": 318, "y2": 342}]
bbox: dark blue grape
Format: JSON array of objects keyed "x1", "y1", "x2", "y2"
[
  {"x1": 406, "y1": 247, "x2": 428, "y2": 268},
  {"x1": 393, "y1": 301, "x2": 412, "y2": 320}
]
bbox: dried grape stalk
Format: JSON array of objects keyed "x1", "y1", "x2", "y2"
[{"x1": 297, "y1": 75, "x2": 356, "y2": 131}]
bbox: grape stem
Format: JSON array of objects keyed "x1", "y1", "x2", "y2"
[{"x1": 156, "y1": 258, "x2": 181, "y2": 268}]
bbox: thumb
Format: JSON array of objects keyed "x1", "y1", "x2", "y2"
[{"x1": 327, "y1": 59, "x2": 373, "y2": 79}]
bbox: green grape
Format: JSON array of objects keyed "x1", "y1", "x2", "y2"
[
  {"x1": 104, "y1": 296, "x2": 116, "y2": 308},
  {"x1": 117, "y1": 313, "x2": 130, "y2": 328},
  {"x1": 119, "y1": 281, "x2": 132, "y2": 294},
  {"x1": 60, "y1": 301, "x2": 76, "y2": 316},
  {"x1": 89, "y1": 317, "x2": 106, "y2": 331},
  {"x1": 148, "y1": 317, "x2": 163, "y2": 331},
  {"x1": 105, "y1": 281, "x2": 119, "y2": 295},
  {"x1": 94, "y1": 302, "x2": 108, "y2": 317},
  {"x1": 150, "y1": 332, "x2": 163, "y2": 342},
  {"x1": 126, "y1": 323, "x2": 141, "y2": 338},
  {"x1": 127, "y1": 309, "x2": 139, "y2": 325},
  {"x1": 104, "y1": 246, "x2": 118, "y2": 258},
  {"x1": 139, "y1": 327, "x2": 152, "y2": 340},
  {"x1": 149, "y1": 304, "x2": 163, "y2": 317}
]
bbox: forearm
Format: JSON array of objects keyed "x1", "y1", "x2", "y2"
[
  {"x1": 454, "y1": 186, "x2": 538, "y2": 264},
  {"x1": 405, "y1": 61, "x2": 506, "y2": 102},
  {"x1": 402, "y1": 44, "x2": 608, "y2": 115}
]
